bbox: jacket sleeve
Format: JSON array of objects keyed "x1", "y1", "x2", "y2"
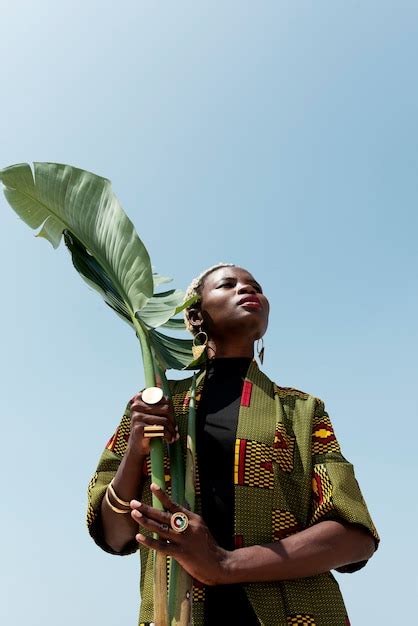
[
  {"x1": 308, "y1": 399, "x2": 380, "y2": 573},
  {"x1": 86, "y1": 402, "x2": 139, "y2": 556}
]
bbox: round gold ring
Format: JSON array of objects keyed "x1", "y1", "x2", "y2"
[
  {"x1": 170, "y1": 511, "x2": 189, "y2": 533},
  {"x1": 142, "y1": 387, "x2": 164, "y2": 405}
]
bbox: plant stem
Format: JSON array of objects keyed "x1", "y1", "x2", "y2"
[
  {"x1": 134, "y1": 320, "x2": 165, "y2": 501},
  {"x1": 155, "y1": 364, "x2": 191, "y2": 625},
  {"x1": 185, "y1": 374, "x2": 197, "y2": 512},
  {"x1": 133, "y1": 317, "x2": 168, "y2": 626},
  {"x1": 168, "y1": 374, "x2": 197, "y2": 625},
  {"x1": 155, "y1": 363, "x2": 185, "y2": 504}
]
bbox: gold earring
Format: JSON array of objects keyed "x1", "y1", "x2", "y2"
[
  {"x1": 256, "y1": 338, "x2": 265, "y2": 365},
  {"x1": 192, "y1": 330, "x2": 208, "y2": 360}
]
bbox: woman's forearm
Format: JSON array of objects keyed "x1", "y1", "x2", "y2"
[
  {"x1": 222, "y1": 520, "x2": 375, "y2": 584},
  {"x1": 101, "y1": 445, "x2": 147, "y2": 553},
  {"x1": 100, "y1": 390, "x2": 178, "y2": 553},
  {"x1": 131, "y1": 487, "x2": 377, "y2": 587}
]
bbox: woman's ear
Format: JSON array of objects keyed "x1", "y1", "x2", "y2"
[{"x1": 188, "y1": 307, "x2": 203, "y2": 329}]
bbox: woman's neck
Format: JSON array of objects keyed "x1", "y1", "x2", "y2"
[{"x1": 207, "y1": 337, "x2": 254, "y2": 360}]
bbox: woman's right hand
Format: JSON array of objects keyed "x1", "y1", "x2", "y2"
[{"x1": 128, "y1": 391, "x2": 179, "y2": 456}]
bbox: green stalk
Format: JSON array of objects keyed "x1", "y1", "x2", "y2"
[
  {"x1": 155, "y1": 364, "x2": 191, "y2": 625},
  {"x1": 134, "y1": 318, "x2": 168, "y2": 626},
  {"x1": 134, "y1": 319, "x2": 165, "y2": 501},
  {"x1": 168, "y1": 374, "x2": 197, "y2": 625},
  {"x1": 185, "y1": 374, "x2": 197, "y2": 512},
  {"x1": 154, "y1": 363, "x2": 185, "y2": 504}
]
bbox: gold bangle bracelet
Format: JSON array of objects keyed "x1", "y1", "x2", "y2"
[
  {"x1": 105, "y1": 488, "x2": 130, "y2": 514},
  {"x1": 108, "y1": 480, "x2": 131, "y2": 508}
]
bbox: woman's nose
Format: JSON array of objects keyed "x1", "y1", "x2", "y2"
[{"x1": 237, "y1": 283, "x2": 256, "y2": 294}]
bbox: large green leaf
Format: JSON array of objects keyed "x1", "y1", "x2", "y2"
[
  {"x1": 64, "y1": 231, "x2": 198, "y2": 369},
  {"x1": 138, "y1": 292, "x2": 198, "y2": 329},
  {"x1": 2, "y1": 161, "x2": 194, "y2": 616},
  {"x1": 161, "y1": 317, "x2": 187, "y2": 330},
  {"x1": 149, "y1": 328, "x2": 205, "y2": 370},
  {"x1": 153, "y1": 272, "x2": 173, "y2": 287},
  {"x1": 65, "y1": 229, "x2": 192, "y2": 332},
  {"x1": 64, "y1": 231, "x2": 133, "y2": 326},
  {"x1": 137, "y1": 289, "x2": 185, "y2": 328},
  {"x1": 0, "y1": 162, "x2": 153, "y2": 312},
  {"x1": 1, "y1": 162, "x2": 201, "y2": 370}
]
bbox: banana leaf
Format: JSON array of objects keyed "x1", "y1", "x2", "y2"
[
  {"x1": 1, "y1": 162, "x2": 154, "y2": 312},
  {"x1": 63, "y1": 230, "x2": 200, "y2": 371},
  {"x1": 0, "y1": 161, "x2": 202, "y2": 626}
]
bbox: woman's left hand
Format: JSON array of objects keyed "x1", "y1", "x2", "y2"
[{"x1": 130, "y1": 483, "x2": 230, "y2": 586}]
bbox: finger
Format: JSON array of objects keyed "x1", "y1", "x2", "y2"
[
  {"x1": 130, "y1": 413, "x2": 177, "y2": 439},
  {"x1": 131, "y1": 509, "x2": 178, "y2": 542},
  {"x1": 138, "y1": 415, "x2": 178, "y2": 442},
  {"x1": 139, "y1": 414, "x2": 174, "y2": 431},
  {"x1": 131, "y1": 400, "x2": 172, "y2": 416},
  {"x1": 136, "y1": 533, "x2": 177, "y2": 556},
  {"x1": 150, "y1": 483, "x2": 192, "y2": 516},
  {"x1": 163, "y1": 409, "x2": 179, "y2": 441},
  {"x1": 130, "y1": 389, "x2": 143, "y2": 400},
  {"x1": 130, "y1": 396, "x2": 176, "y2": 432},
  {"x1": 132, "y1": 500, "x2": 171, "y2": 524}
]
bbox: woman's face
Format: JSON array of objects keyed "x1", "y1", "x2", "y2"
[{"x1": 198, "y1": 266, "x2": 270, "y2": 340}]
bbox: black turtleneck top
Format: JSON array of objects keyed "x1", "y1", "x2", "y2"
[{"x1": 197, "y1": 357, "x2": 259, "y2": 625}]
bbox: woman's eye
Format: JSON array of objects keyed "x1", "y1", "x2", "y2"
[{"x1": 218, "y1": 282, "x2": 234, "y2": 288}]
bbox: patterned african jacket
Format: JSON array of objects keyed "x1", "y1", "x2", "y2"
[{"x1": 87, "y1": 361, "x2": 379, "y2": 626}]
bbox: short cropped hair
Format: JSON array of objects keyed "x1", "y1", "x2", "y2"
[{"x1": 184, "y1": 263, "x2": 236, "y2": 334}]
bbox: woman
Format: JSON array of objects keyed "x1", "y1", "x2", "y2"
[{"x1": 87, "y1": 264, "x2": 379, "y2": 625}]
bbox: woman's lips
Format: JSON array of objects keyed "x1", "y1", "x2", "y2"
[{"x1": 238, "y1": 296, "x2": 261, "y2": 309}]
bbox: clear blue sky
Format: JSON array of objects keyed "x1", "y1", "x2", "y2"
[{"x1": 1, "y1": 2, "x2": 417, "y2": 624}]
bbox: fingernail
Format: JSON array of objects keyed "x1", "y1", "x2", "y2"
[
  {"x1": 134, "y1": 510, "x2": 142, "y2": 518},
  {"x1": 136, "y1": 533, "x2": 145, "y2": 541},
  {"x1": 175, "y1": 425, "x2": 179, "y2": 432}
]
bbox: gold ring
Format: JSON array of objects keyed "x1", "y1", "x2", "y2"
[
  {"x1": 170, "y1": 511, "x2": 189, "y2": 533},
  {"x1": 143, "y1": 425, "x2": 164, "y2": 438},
  {"x1": 142, "y1": 387, "x2": 164, "y2": 405}
]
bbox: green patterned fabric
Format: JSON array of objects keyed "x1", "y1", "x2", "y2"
[{"x1": 87, "y1": 361, "x2": 379, "y2": 625}]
